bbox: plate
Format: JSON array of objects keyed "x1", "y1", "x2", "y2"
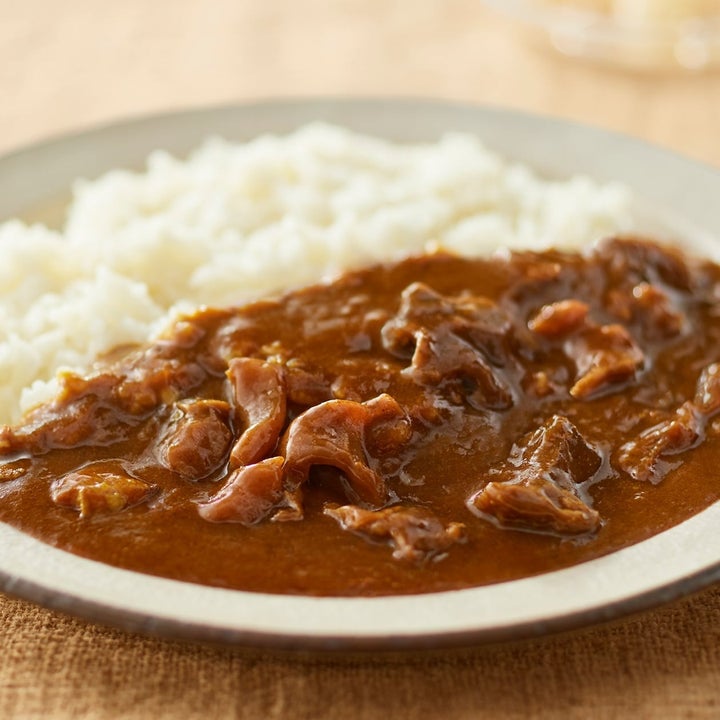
[{"x1": 1, "y1": 98, "x2": 720, "y2": 651}]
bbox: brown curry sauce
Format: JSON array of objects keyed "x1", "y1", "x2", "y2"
[{"x1": 1, "y1": 237, "x2": 720, "y2": 596}]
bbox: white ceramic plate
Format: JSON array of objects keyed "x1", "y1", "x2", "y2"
[{"x1": 2, "y1": 99, "x2": 720, "y2": 651}]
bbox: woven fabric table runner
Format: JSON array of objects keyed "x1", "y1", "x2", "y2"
[{"x1": 1, "y1": 1, "x2": 720, "y2": 717}]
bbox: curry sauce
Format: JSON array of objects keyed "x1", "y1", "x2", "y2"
[{"x1": 1, "y1": 237, "x2": 719, "y2": 596}]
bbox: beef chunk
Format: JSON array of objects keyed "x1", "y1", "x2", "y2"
[
  {"x1": 499, "y1": 257, "x2": 563, "y2": 305},
  {"x1": 284, "y1": 363, "x2": 333, "y2": 406},
  {"x1": 597, "y1": 237, "x2": 692, "y2": 291},
  {"x1": 468, "y1": 416, "x2": 601, "y2": 535},
  {"x1": 523, "y1": 371, "x2": 556, "y2": 398},
  {"x1": 522, "y1": 415, "x2": 602, "y2": 484},
  {"x1": 111, "y1": 354, "x2": 207, "y2": 414},
  {"x1": 567, "y1": 324, "x2": 644, "y2": 399},
  {"x1": 279, "y1": 394, "x2": 409, "y2": 518},
  {"x1": 381, "y1": 282, "x2": 515, "y2": 409},
  {"x1": 410, "y1": 329, "x2": 514, "y2": 410},
  {"x1": 0, "y1": 349, "x2": 207, "y2": 457},
  {"x1": 227, "y1": 358, "x2": 287, "y2": 468},
  {"x1": 51, "y1": 466, "x2": 155, "y2": 518},
  {"x1": 694, "y1": 363, "x2": 720, "y2": 415},
  {"x1": 382, "y1": 282, "x2": 512, "y2": 365},
  {"x1": 0, "y1": 382, "x2": 134, "y2": 456},
  {"x1": 0, "y1": 460, "x2": 30, "y2": 482},
  {"x1": 156, "y1": 399, "x2": 233, "y2": 480},
  {"x1": 528, "y1": 299, "x2": 589, "y2": 338},
  {"x1": 617, "y1": 363, "x2": 720, "y2": 483},
  {"x1": 526, "y1": 295, "x2": 645, "y2": 400},
  {"x1": 197, "y1": 457, "x2": 284, "y2": 524},
  {"x1": 472, "y1": 481, "x2": 600, "y2": 536},
  {"x1": 606, "y1": 282, "x2": 685, "y2": 341},
  {"x1": 324, "y1": 504, "x2": 465, "y2": 562},
  {"x1": 628, "y1": 282, "x2": 684, "y2": 339},
  {"x1": 616, "y1": 403, "x2": 701, "y2": 483}
]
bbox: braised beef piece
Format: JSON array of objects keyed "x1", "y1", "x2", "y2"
[
  {"x1": 284, "y1": 363, "x2": 333, "y2": 406},
  {"x1": 156, "y1": 399, "x2": 233, "y2": 480},
  {"x1": 595, "y1": 236, "x2": 694, "y2": 345},
  {"x1": 694, "y1": 363, "x2": 720, "y2": 414},
  {"x1": 617, "y1": 403, "x2": 700, "y2": 484},
  {"x1": 528, "y1": 299, "x2": 589, "y2": 338},
  {"x1": 197, "y1": 394, "x2": 411, "y2": 525},
  {"x1": 597, "y1": 236, "x2": 692, "y2": 291},
  {"x1": 324, "y1": 504, "x2": 465, "y2": 562},
  {"x1": 51, "y1": 464, "x2": 156, "y2": 518},
  {"x1": 0, "y1": 385, "x2": 129, "y2": 456},
  {"x1": 503, "y1": 258, "x2": 562, "y2": 306},
  {"x1": 526, "y1": 294, "x2": 645, "y2": 401},
  {"x1": 566, "y1": 324, "x2": 644, "y2": 399},
  {"x1": 0, "y1": 349, "x2": 207, "y2": 455},
  {"x1": 468, "y1": 416, "x2": 602, "y2": 535},
  {"x1": 409, "y1": 330, "x2": 514, "y2": 410},
  {"x1": 0, "y1": 459, "x2": 30, "y2": 482},
  {"x1": 606, "y1": 282, "x2": 685, "y2": 341},
  {"x1": 381, "y1": 282, "x2": 511, "y2": 366},
  {"x1": 617, "y1": 362, "x2": 720, "y2": 483},
  {"x1": 381, "y1": 282, "x2": 515, "y2": 409}
]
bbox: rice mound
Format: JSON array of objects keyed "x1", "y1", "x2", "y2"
[{"x1": 0, "y1": 123, "x2": 634, "y2": 424}]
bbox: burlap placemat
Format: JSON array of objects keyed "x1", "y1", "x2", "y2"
[
  {"x1": 2, "y1": 3, "x2": 720, "y2": 718},
  {"x1": 2, "y1": 585, "x2": 719, "y2": 719}
]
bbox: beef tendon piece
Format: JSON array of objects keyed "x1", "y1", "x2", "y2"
[
  {"x1": 567, "y1": 324, "x2": 644, "y2": 399},
  {"x1": 197, "y1": 456, "x2": 284, "y2": 525},
  {"x1": 528, "y1": 299, "x2": 589, "y2": 338},
  {"x1": 156, "y1": 399, "x2": 233, "y2": 481},
  {"x1": 468, "y1": 416, "x2": 602, "y2": 536},
  {"x1": 324, "y1": 504, "x2": 466, "y2": 562},
  {"x1": 280, "y1": 394, "x2": 409, "y2": 517},
  {"x1": 51, "y1": 466, "x2": 155, "y2": 519},
  {"x1": 227, "y1": 357, "x2": 287, "y2": 468}
]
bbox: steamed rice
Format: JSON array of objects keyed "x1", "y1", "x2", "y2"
[{"x1": 0, "y1": 123, "x2": 634, "y2": 424}]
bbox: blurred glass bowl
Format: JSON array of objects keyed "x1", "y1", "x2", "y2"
[{"x1": 484, "y1": 0, "x2": 720, "y2": 71}]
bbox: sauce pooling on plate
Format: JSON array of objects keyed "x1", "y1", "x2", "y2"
[{"x1": 1, "y1": 237, "x2": 720, "y2": 596}]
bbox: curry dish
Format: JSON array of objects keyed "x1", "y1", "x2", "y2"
[{"x1": 1, "y1": 237, "x2": 720, "y2": 596}]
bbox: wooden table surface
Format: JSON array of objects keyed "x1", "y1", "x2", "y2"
[{"x1": 1, "y1": 1, "x2": 719, "y2": 718}]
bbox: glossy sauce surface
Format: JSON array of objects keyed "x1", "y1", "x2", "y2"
[{"x1": 1, "y1": 238, "x2": 720, "y2": 596}]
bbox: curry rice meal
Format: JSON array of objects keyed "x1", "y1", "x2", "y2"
[{"x1": 0, "y1": 125, "x2": 717, "y2": 597}]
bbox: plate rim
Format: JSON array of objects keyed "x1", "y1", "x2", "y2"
[{"x1": 4, "y1": 545, "x2": 720, "y2": 652}]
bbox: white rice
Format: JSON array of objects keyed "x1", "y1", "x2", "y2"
[{"x1": 0, "y1": 123, "x2": 634, "y2": 424}]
